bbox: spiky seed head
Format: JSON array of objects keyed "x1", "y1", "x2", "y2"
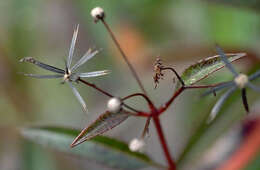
[
  {"x1": 234, "y1": 74, "x2": 248, "y2": 89},
  {"x1": 91, "y1": 7, "x2": 105, "y2": 23},
  {"x1": 107, "y1": 97, "x2": 122, "y2": 113},
  {"x1": 129, "y1": 138, "x2": 145, "y2": 152},
  {"x1": 63, "y1": 74, "x2": 69, "y2": 82},
  {"x1": 63, "y1": 69, "x2": 72, "y2": 82}
]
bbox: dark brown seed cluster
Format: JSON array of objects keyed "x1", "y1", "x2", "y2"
[{"x1": 153, "y1": 57, "x2": 164, "y2": 88}]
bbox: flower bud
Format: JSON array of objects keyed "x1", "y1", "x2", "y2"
[
  {"x1": 234, "y1": 74, "x2": 248, "y2": 89},
  {"x1": 91, "y1": 7, "x2": 105, "y2": 23},
  {"x1": 129, "y1": 138, "x2": 145, "y2": 152},
  {"x1": 107, "y1": 97, "x2": 122, "y2": 113}
]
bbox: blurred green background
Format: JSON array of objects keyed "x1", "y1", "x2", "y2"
[{"x1": 0, "y1": 0, "x2": 260, "y2": 170}]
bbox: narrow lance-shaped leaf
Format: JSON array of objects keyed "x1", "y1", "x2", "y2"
[
  {"x1": 176, "y1": 53, "x2": 246, "y2": 89},
  {"x1": 71, "y1": 110, "x2": 129, "y2": 147},
  {"x1": 20, "y1": 57, "x2": 65, "y2": 74},
  {"x1": 207, "y1": 86, "x2": 237, "y2": 123},
  {"x1": 71, "y1": 49, "x2": 99, "y2": 71},
  {"x1": 67, "y1": 24, "x2": 79, "y2": 69},
  {"x1": 23, "y1": 74, "x2": 64, "y2": 79},
  {"x1": 21, "y1": 126, "x2": 162, "y2": 170},
  {"x1": 247, "y1": 82, "x2": 260, "y2": 92},
  {"x1": 249, "y1": 70, "x2": 260, "y2": 81},
  {"x1": 202, "y1": 81, "x2": 235, "y2": 97},
  {"x1": 67, "y1": 81, "x2": 88, "y2": 113},
  {"x1": 78, "y1": 70, "x2": 111, "y2": 78},
  {"x1": 216, "y1": 46, "x2": 239, "y2": 77}
]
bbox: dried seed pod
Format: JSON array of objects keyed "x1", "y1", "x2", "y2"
[{"x1": 153, "y1": 57, "x2": 164, "y2": 88}]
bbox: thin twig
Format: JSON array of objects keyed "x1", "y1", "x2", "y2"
[
  {"x1": 141, "y1": 117, "x2": 152, "y2": 138},
  {"x1": 161, "y1": 67, "x2": 185, "y2": 86},
  {"x1": 159, "y1": 83, "x2": 222, "y2": 114},
  {"x1": 79, "y1": 78, "x2": 143, "y2": 115},
  {"x1": 122, "y1": 103, "x2": 147, "y2": 115},
  {"x1": 123, "y1": 110, "x2": 150, "y2": 117},
  {"x1": 78, "y1": 78, "x2": 113, "y2": 98},
  {"x1": 100, "y1": 19, "x2": 148, "y2": 95},
  {"x1": 122, "y1": 93, "x2": 154, "y2": 108},
  {"x1": 185, "y1": 83, "x2": 223, "y2": 89},
  {"x1": 159, "y1": 86, "x2": 185, "y2": 114}
]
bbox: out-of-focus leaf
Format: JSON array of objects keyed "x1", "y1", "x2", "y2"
[
  {"x1": 208, "y1": 0, "x2": 260, "y2": 11},
  {"x1": 176, "y1": 53, "x2": 245, "y2": 89},
  {"x1": 246, "y1": 152, "x2": 260, "y2": 170},
  {"x1": 207, "y1": 4, "x2": 260, "y2": 46},
  {"x1": 21, "y1": 126, "x2": 162, "y2": 170},
  {"x1": 71, "y1": 110, "x2": 129, "y2": 147},
  {"x1": 22, "y1": 142, "x2": 57, "y2": 170}
]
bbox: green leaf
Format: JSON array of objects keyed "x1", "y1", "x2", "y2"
[
  {"x1": 71, "y1": 110, "x2": 129, "y2": 147},
  {"x1": 21, "y1": 126, "x2": 162, "y2": 170},
  {"x1": 176, "y1": 53, "x2": 246, "y2": 88}
]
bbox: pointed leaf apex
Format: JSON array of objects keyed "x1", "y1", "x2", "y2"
[{"x1": 71, "y1": 110, "x2": 129, "y2": 147}]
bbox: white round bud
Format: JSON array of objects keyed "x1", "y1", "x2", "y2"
[
  {"x1": 107, "y1": 97, "x2": 122, "y2": 113},
  {"x1": 129, "y1": 138, "x2": 145, "y2": 152},
  {"x1": 234, "y1": 74, "x2": 248, "y2": 89},
  {"x1": 91, "y1": 7, "x2": 105, "y2": 22}
]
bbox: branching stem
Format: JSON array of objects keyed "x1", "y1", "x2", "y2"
[
  {"x1": 158, "y1": 83, "x2": 222, "y2": 114},
  {"x1": 123, "y1": 110, "x2": 150, "y2": 117},
  {"x1": 122, "y1": 103, "x2": 148, "y2": 116},
  {"x1": 79, "y1": 78, "x2": 148, "y2": 117},
  {"x1": 122, "y1": 93, "x2": 154, "y2": 109},
  {"x1": 95, "y1": 13, "x2": 225, "y2": 170},
  {"x1": 161, "y1": 67, "x2": 185, "y2": 86}
]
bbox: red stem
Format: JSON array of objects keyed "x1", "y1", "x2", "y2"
[
  {"x1": 185, "y1": 84, "x2": 222, "y2": 89},
  {"x1": 122, "y1": 93, "x2": 155, "y2": 110},
  {"x1": 100, "y1": 17, "x2": 177, "y2": 169},
  {"x1": 123, "y1": 110, "x2": 150, "y2": 117},
  {"x1": 78, "y1": 78, "x2": 113, "y2": 98},
  {"x1": 158, "y1": 83, "x2": 220, "y2": 114},
  {"x1": 159, "y1": 86, "x2": 185, "y2": 114},
  {"x1": 80, "y1": 74, "x2": 219, "y2": 169},
  {"x1": 153, "y1": 115, "x2": 176, "y2": 170},
  {"x1": 79, "y1": 78, "x2": 149, "y2": 117}
]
